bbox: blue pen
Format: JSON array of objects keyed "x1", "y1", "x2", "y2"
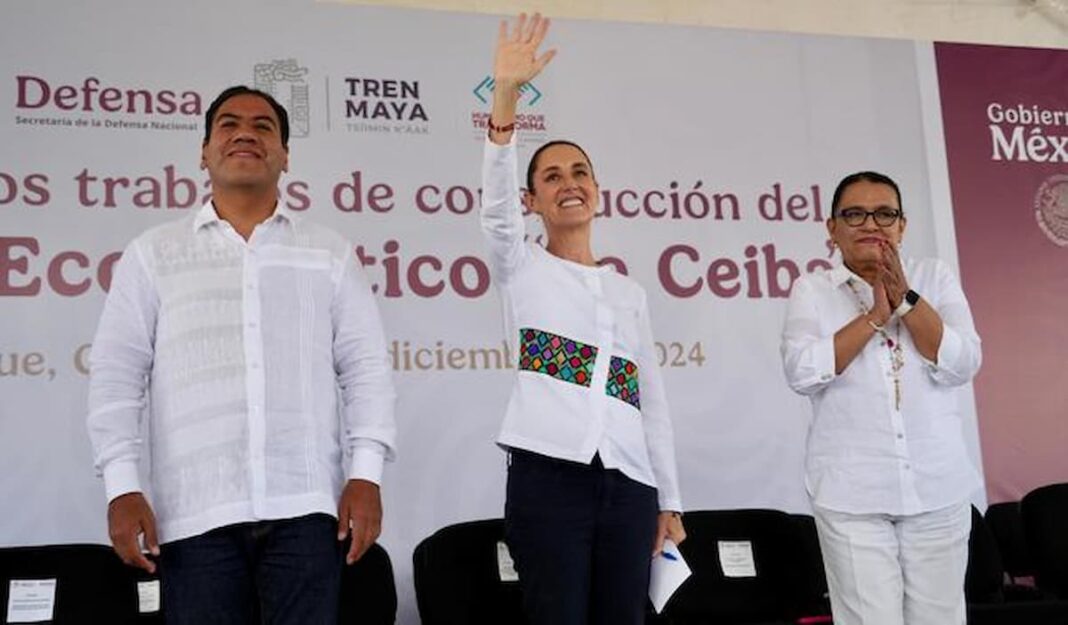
[{"x1": 661, "y1": 551, "x2": 678, "y2": 561}]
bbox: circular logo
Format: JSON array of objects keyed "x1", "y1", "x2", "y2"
[{"x1": 1035, "y1": 174, "x2": 1068, "y2": 247}]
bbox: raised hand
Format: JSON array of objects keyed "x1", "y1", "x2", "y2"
[
  {"x1": 494, "y1": 13, "x2": 556, "y2": 90},
  {"x1": 488, "y1": 13, "x2": 556, "y2": 144}
]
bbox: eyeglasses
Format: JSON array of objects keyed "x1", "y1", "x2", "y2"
[{"x1": 835, "y1": 207, "x2": 902, "y2": 227}]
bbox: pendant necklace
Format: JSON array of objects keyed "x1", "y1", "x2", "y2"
[{"x1": 846, "y1": 278, "x2": 905, "y2": 410}]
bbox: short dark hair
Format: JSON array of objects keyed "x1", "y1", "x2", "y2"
[
  {"x1": 831, "y1": 171, "x2": 903, "y2": 217},
  {"x1": 525, "y1": 140, "x2": 595, "y2": 193},
  {"x1": 203, "y1": 85, "x2": 290, "y2": 147}
]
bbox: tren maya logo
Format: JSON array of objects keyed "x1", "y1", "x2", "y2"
[
  {"x1": 254, "y1": 59, "x2": 310, "y2": 138},
  {"x1": 341, "y1": 76, "x2": 430, "y2": 135}
]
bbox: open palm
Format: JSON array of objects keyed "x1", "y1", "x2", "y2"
[{"x1": 494, "y1": 13, "x2": 556, "y2": 87}]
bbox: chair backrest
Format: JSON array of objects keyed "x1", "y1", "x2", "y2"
[
  {"x1": 985, "y1": 501, "x2": 1034, "y2": 580},
  {"x1": 661, "y1": 509, "x2": 804, "y2": 623},
  {"x1": 787, "y1": 513, "x2": 832, "y2": 620},
  {"x1": 966, "y1": 504, "x2": 1007, "y2": 604},
  {"x1": 0, "y1": 544, "x2": 161, "y2": 624},
  {"x1": 1021, "y1": 483, "x2": 1068, "y2": 598},
  {"x1": 338, "y1": 542, "x2": 397, "y2": 625},
  {"x1": 412, "y1": 519, "x2": 526, "y2": 625}
]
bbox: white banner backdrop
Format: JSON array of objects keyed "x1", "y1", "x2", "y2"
[{"x1": 0, "y1": 1, "x2": 982, "y2": 622}]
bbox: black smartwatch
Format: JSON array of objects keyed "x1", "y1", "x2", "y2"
[{"x1": 895, "y1": 289, "x2": 920, "y2": 318}]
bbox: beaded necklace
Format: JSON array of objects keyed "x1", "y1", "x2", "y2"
[{"x1": 846, "y1": 278, "x2": 905, "y2": 411}]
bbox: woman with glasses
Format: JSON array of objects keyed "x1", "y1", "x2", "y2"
[
  {"x1": 479, "y1": 13, "x2": 685, "y2": 625},
  {"x1": 781, "y1": 171, "x2": 982, "y2": 625}
]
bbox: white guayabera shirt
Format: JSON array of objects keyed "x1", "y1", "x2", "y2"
[{"x1": 88, "y1": 202, "x2": 395, "y2": 543}]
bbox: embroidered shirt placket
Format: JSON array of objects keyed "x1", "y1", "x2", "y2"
[{"x1": 241, "y1": 227, "x2": 268, "y2": 517}]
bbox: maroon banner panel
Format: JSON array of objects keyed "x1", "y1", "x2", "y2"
[{"x1": 935, "y1": 42, "x2": 1068, "y2": 504}]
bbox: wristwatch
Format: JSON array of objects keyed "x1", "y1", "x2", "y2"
[{"x1": 894, "y1": 289, "x2": 920, "y2": 318}]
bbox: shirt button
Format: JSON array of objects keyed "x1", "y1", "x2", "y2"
[
  {"x1": 250, "y1": 362, "x2": 260, "y2": 370},
  {"x1": 904, "y1": 463, "x2": 911, "y2": 470},
  {"x1": 248, "y1": 321, "x2": 258, "y2": 329},
  {"x1": 896, "y1": 433, "x2": 904, "y2": 440}
]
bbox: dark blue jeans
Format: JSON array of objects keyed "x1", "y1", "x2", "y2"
[
  {"x1": 159, "y1": 513, "x2": 342, "y2": 625},
  {"x1": 504, "y1": 449, "x2": 659, "y2": 625}
]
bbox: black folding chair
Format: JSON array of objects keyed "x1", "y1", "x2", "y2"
[
  {"x1": 0, "y1": 543, "x2": 161, "y2": 624},
  {"x1": 413, "y1": 519, "x2": 526, "y2": 625},
  {"x1": 985, "y1": 501, "x2": 1034, "y2": 583},
  {"x1": 651, "y1": 509, "x2": 812, "y2": 625},
  {"x1": 339, "y1": 541, "x2": 397, "y2": 625},
  {"x1": 1022, "y1": 483, "x2": 1068, "y2": 599}
]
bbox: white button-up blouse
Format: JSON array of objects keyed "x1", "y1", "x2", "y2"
[
  {"x1": 781, "y1": 259, "x2": 982, "y2": 515},
  {"x1": 481, "y1": 138, "x2": 682, "y2": 512}
]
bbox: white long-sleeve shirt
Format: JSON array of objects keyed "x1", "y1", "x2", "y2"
[
  {"x1": 481, "y1": 138, "x2": 682, "y2": 512},
  {"x1": 781, "y1": 259, "x2": 982, "y2": 515},
  {"x1": 87, "y1": 202, "x2": 396, "y2": 543}
]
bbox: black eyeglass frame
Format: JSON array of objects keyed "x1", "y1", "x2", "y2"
[{"x1": 834, "y1": 207, "x2": 903, "y2": 227}]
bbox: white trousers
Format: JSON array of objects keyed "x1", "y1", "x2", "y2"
[{"x1": 812, "y1": 501, "x2": 971, "y2": 625}]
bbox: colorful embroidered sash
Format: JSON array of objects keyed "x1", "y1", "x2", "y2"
[
  {"x1": 518, "y1": 328, "x2": 641, "y2": 410},
  {"x1": 519, "y1": 328, "x2": 597, "y2": 387},
  {"x1": 606, "y1": 356, "x2": 641, "y2": 410}
]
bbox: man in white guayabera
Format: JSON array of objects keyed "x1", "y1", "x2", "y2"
[{"x1": 87, "y1": 85, "x2": 396, "y2": 625}]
